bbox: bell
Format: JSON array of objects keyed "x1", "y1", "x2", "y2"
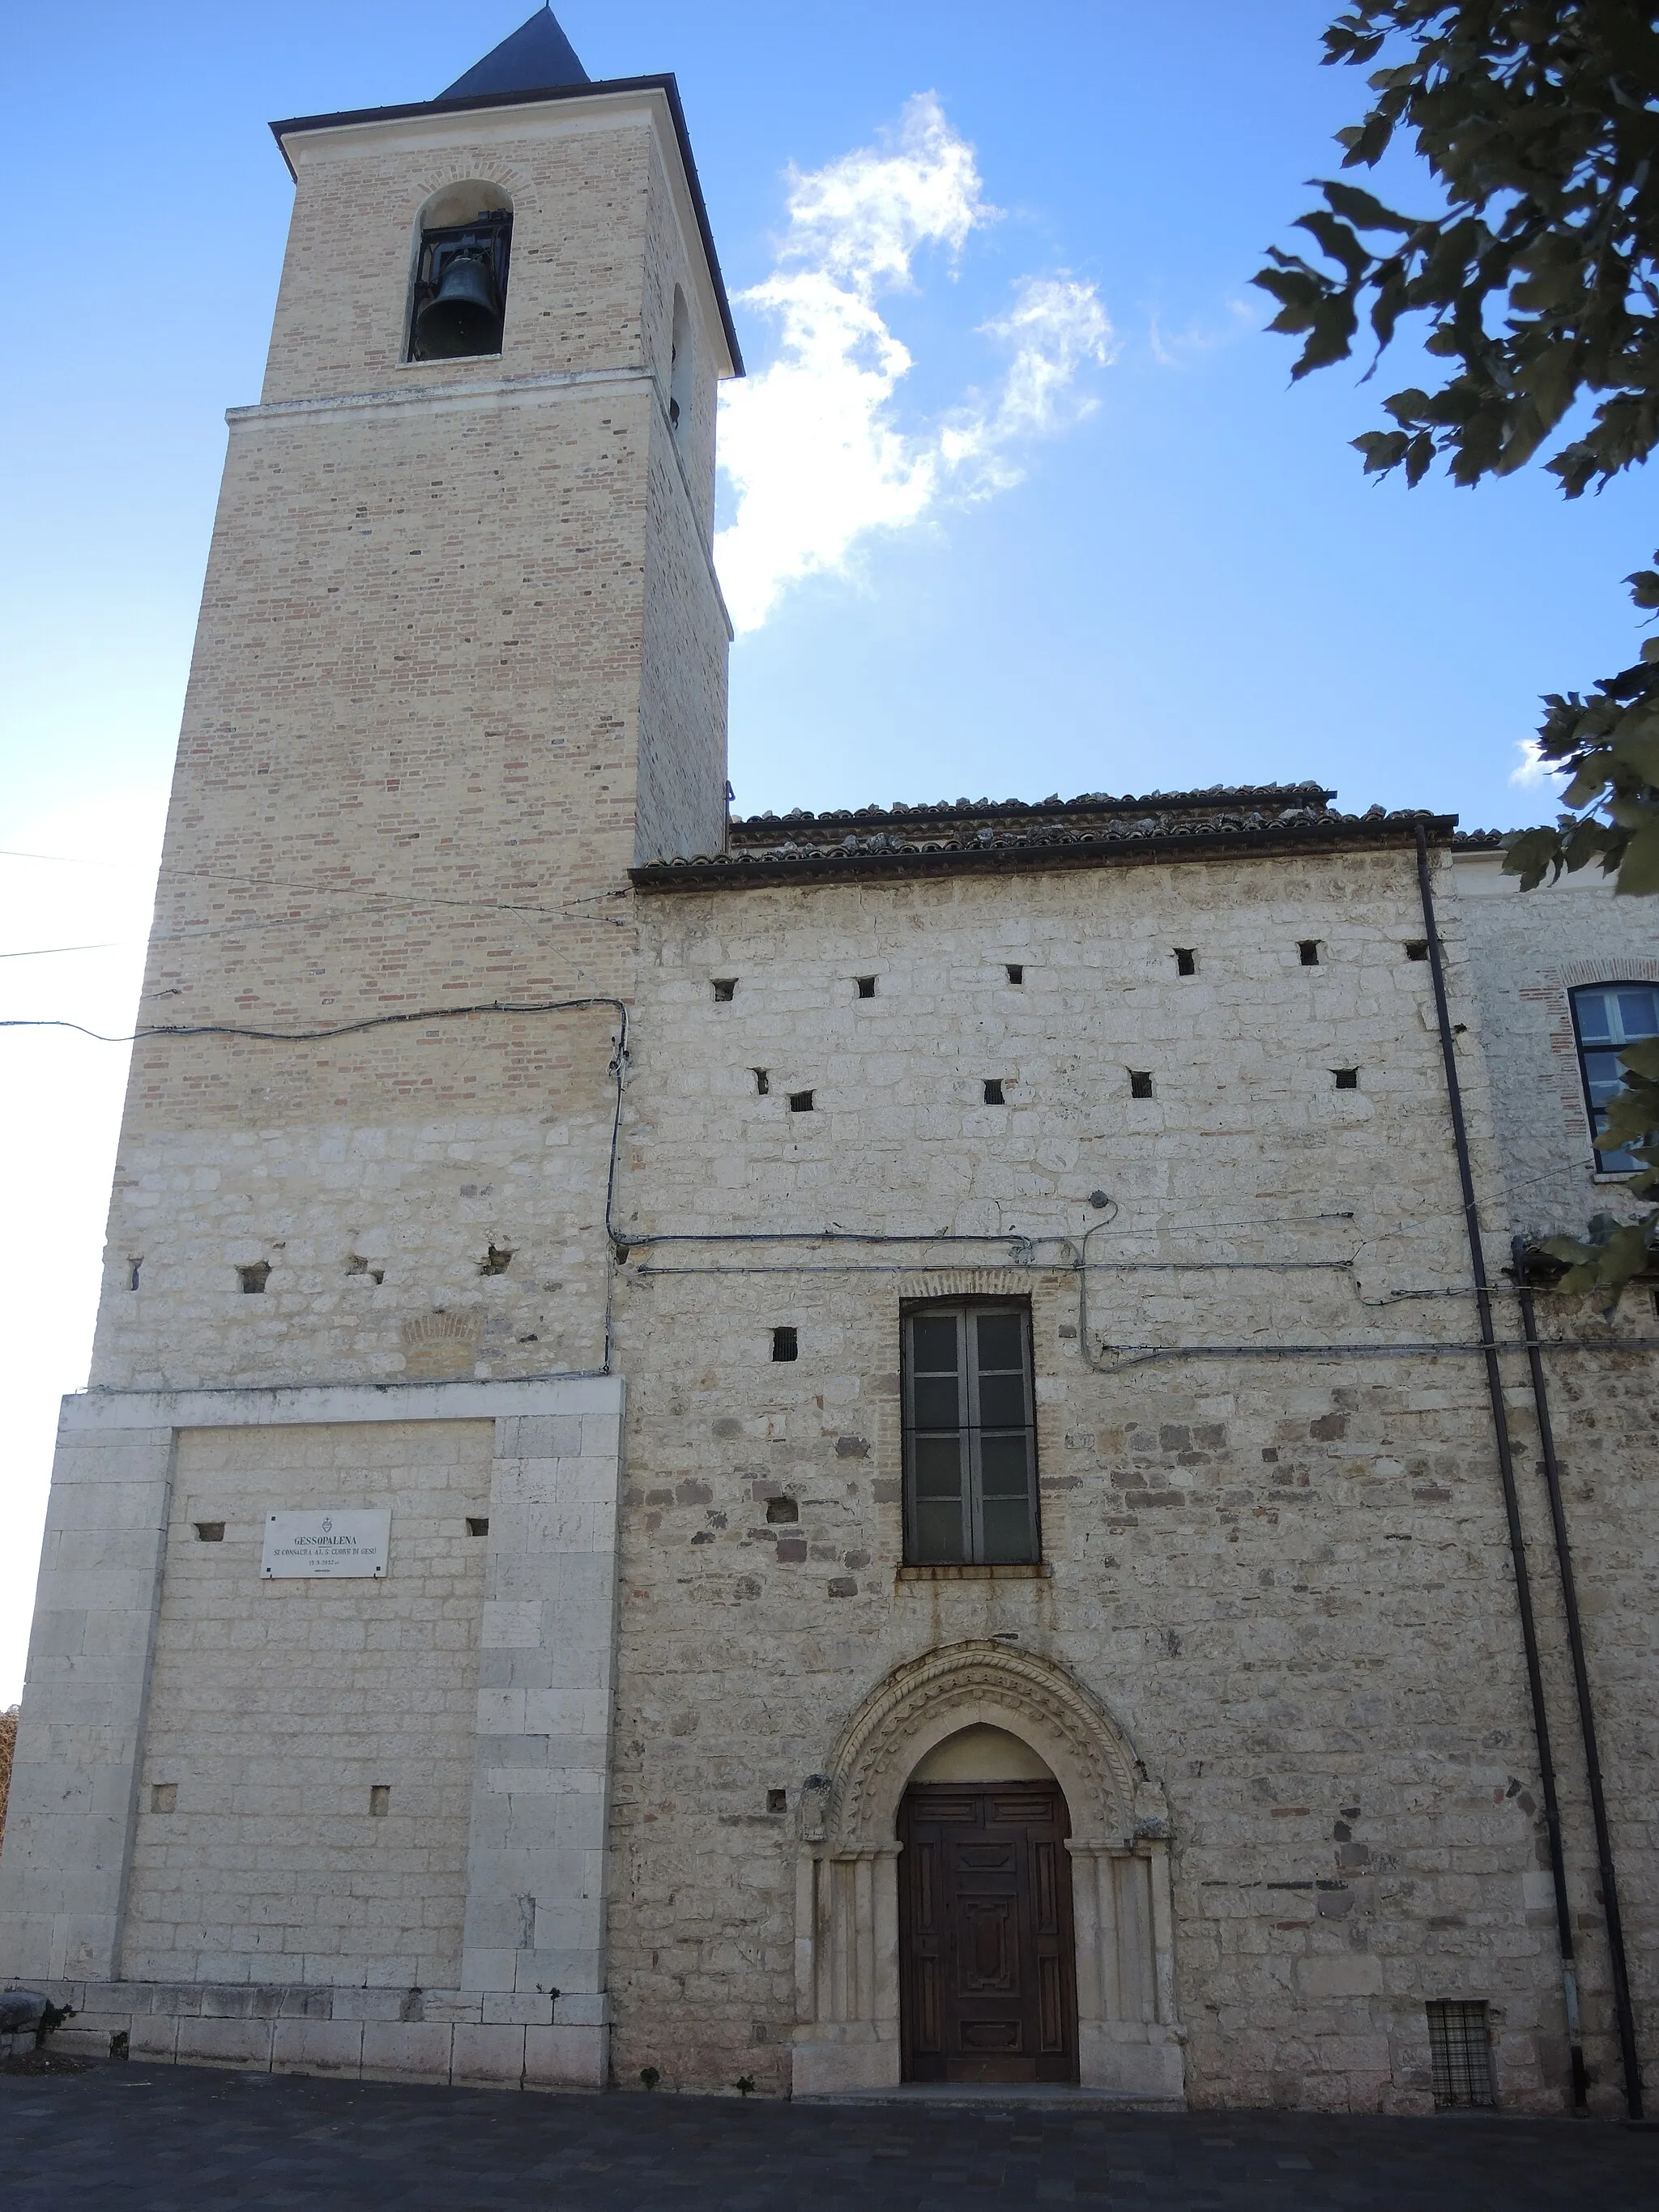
[{"x1": 415, "y1": 249, "x2": 501, "y2": 359}]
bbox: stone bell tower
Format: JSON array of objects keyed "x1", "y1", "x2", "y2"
[
  {"x1": 92, "y1": 5, "x2": 740, "y2": 1394},
  {"x1": 0, "y1": 11, "x2": 738, "y2": 2088}
]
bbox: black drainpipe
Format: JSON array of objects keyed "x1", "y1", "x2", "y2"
[
  {"x1": 1414, "y1": 825, "x2": 1588, "y2": 2111},
  {"x1": 1512, "y1": 1239, "x2": 1644, "y2": 2116}
]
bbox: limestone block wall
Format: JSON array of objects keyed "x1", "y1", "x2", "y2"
[
  {"x1": 635, "y1": 417, "x2": 729, "y2": 870},
  {"x1": 0, "y1": 1421, "x2": 175, "y2": 1985},
  {"x1": 1454, "y1": 848, "x2": 1659, "y2": 1239},
  {"x1": 0, "y1": 1375, "x2": 625, "y2": 2091},
  {"x1": 641, "y1": 124, "x2": 723, "y2": 554},
  {"x1": 92, "y1": 1085, "x2": 616, "y2": 1392},
  {"x1": 147, "y1": 383, "x2": 653, "y2": 999},
  {"x1": 598, "y1": 847, "x2": 1657, "y2": 2110},
  {"x1": 119, "y1": 1420, "x2": 490, "y2": 1989}
]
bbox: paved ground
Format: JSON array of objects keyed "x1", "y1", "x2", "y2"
[{"x1": 4, "y1": 2063, "x2": 1657, "y2": 2209}]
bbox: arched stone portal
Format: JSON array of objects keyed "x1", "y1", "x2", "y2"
[{"x1": 791, "y1": 1642, "x2": 1185, "y2": 2100}]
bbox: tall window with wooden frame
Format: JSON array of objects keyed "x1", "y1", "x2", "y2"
[
  {"x1": 902, "y1": 1303, "x2": 1040, "y2": 1564},
  {"x1": 1571, "y1": 982, "x2": 1659, "y2": 1172}
]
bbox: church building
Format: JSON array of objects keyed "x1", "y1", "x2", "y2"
[{"x1": 2, "y1": 10, "x2": 1655, "y2": 2116}]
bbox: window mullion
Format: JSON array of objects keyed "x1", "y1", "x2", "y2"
[
  {"x1": 969, "y1": 1318, "x2": 982, "y2": 1566},
  {"x1": 960, "y1": 1311, "x2": 980, "y2": 1562}
]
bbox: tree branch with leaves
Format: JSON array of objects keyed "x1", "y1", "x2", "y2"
[{"x1": 1256, "y1": 0, "x2": 1659, "y2": 1297}]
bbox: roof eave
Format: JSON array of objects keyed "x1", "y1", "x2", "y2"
[
  {"x1": 629, "y1": 816, "x2": 1463, "y2": 894},
  {"x1": 268, "y1": 73, "x2": 743, "y2": 376}
]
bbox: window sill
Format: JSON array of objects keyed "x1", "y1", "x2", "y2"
[
  {"x1": 394, "y1": 354, "x2": 505, "y2": 371},
  {"x1": 896, "y1": 1562, "x2": 1051, "y2": 1583}
]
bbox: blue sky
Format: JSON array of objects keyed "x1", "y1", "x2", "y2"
[{"x1": 0, "y1": 1, "x2": 1651, "y2": 1696}]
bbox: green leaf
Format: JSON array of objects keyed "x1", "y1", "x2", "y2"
[
  {"x1": 1610, "y1": 706, "x2": 1659, "y2": 782},
  {"x1": 1502, "y1": 827, "x2": 1564, "y2": 889},
  {"x1": 1294, "y1": 210, "x2": 1372, "y2": 282},
  {"x1": 1615, "y1": 819, "x2": 1659, "y2": 894},
  {"x1": 1382, "y1": 386, "x2": 1431, "y2": 426},
  {"x1": 1320, "y1": 178, "x2": 1414, "y2": 232}
]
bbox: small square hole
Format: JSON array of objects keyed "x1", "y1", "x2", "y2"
[
  {"x1": 1299, "y1": 940, "x2": 1321, "y2": 967},
  {"x1": 150, "y1": 1783, "x2": 177, "y2": 1814},
  {"x1": 194, "y1": 1521, "x2": 225, "y2": 1544},
  {"x1": 788, "y1": 1089, "x2": 814, "y2": 1113},
  {"x1": 1128, "y1": 1070, "x2": 1154, "y2": 1099},
  {"x1": 772, "y1": 1327, "x2": 799, "y2": 1362},
  {"x1": 855, "y1": 975, "x2": 876, "y2": 999},
  {"x1": 754, "y1": 1068, "x2": 770, "y2": 1095},
  {"x1": 1405, "y1": 940, "x2": 1430, "y2": 961},
  {"x1": 466, "y1": 1516, "x2": 489, "y2": 1537},
  {"x1": 712, "y1": 978, "x2": 737, "y2": 1002},
  {"x1": 1006, "y1": 963, "x2": 1024, "y2": 985},
  {"x1": 1175, "y1": 948, "x2": 1196, "y2": 976},
  {"x1": 1334, "y1": 1068, "x2": 1359, "y2": 1090},
  {"x1": 369, "y1": 1785, "x2": 391, "y2": 1818},
  {"x1": 766, "y1": 1494, "x2": 800, "y2": 1522},
  {"x1": 983, "y1": 1079, "x2": 1005, "y2": 1105},
  {"x1": 237, "y1": 1261, "x2": 271, "y2": 1294},
  {"x1": 766, "y1": 1788, "x2": 787, "y2": 1814}
]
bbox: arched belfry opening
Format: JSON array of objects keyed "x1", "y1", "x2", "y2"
[
  {"x1": 791, "y1": 1643, "x2": 1186, "y2": 2102},
  {"x1": 407, "y1": 184, "x2": 514, "y2": 361},
  {"x1": 668, "y1": 285, "x2": 693, "y2": 437}
]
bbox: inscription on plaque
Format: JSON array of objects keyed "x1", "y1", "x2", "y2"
[{"x1": 262, "y1": 1509, "x2": 390, "y2": 1579}]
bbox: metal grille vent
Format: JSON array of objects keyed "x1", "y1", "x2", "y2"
[{"x1": 1427, "y1": 2000, "x2": 1495, "y2": 2109}]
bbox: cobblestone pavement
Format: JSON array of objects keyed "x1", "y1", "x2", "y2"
[{"x1": 4, "y1": 2065, "x2": 1657, "y2": 2209}]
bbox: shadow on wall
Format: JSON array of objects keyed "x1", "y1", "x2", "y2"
[{"x1": 0, "y1": 1706, "x2": 15, "y2": 1853}]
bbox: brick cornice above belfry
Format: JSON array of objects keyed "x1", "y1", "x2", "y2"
[{"x1": 631, "y1": 786, "x2": 1464, "y2": 893}]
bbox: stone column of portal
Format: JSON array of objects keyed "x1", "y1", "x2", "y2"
[
  {"x1": 458, "y1": 1378, "x2": 625, "y2": 2091},
  {"x1": 1068, "y1": 1839, "x2": 1188, "y2": 2101},
  {"x1": 0, "y1": 1419, "x2": 176, "y2": 1987}
]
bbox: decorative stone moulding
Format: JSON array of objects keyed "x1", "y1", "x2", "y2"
[{"x1": 791, "y1": 1640, "x2": 1186, "y2": 2103}]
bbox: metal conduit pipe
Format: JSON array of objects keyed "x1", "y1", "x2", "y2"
[
  {"x1": 1414, "y1": 825, "x2": 1589, "y2": 2112},
  {"x1": 1513, "y1": 1239, "x2": 1644, "y2": 2116}
]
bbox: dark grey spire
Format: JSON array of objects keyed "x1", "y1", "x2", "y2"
[{"x1": 441, "y1": 7, "x2": 589, "y2": 100}]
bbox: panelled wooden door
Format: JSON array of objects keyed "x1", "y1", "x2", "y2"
[{"x1": 898, "y1": 1781, "x2": 1079, "y2": 2082}]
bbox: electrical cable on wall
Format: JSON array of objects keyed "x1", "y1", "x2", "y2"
[{"x1": 2, "y1": 996, "x2": 633, "y2": 1378}]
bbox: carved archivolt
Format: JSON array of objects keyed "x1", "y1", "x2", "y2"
[{"x1": 813, "y1": 1641, "x2": 1165, "y2": 1852}]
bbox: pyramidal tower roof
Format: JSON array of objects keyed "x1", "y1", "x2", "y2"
[
  {"x1": 267, "y1": 7, "x2": 743, "y2": 374},
  {"x1": 441, "y1": 7, "x2": 590, "y2": 101}
]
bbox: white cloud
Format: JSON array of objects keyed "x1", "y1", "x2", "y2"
[
  {"x1": 1510, "y1": 738, "x2": 1566, "y2": 789},
  {"x1": 1146, "y1": 296, "x2": 1259, "y2": 369},
  {"x1": 714, "y1": 96, "x2": 1112, "y2": 634}
]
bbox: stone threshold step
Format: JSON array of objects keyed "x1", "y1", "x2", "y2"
[{"x1": 795, "y1": 2085, "x2": 1185, "y2": 2112}]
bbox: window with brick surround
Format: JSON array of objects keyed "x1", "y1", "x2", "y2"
[
  {"x1": 902, "y1": 1303, "x2": 1039, "y2": 1565},
  {"x1": 1571, "y1": 982, "x2": 1658, "y2": 1171}
]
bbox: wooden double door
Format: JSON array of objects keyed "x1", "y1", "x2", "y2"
[{"x1": 898, "y1": 1781, "x2": 1079, "y2": 2082}]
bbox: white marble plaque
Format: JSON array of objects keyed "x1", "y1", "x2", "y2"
[{"x1": 262, "y1": 1509, "x2": 390, "y2": 1579}]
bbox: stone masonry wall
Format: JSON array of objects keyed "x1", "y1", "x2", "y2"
[
  {"x1": 120, "y1": 1420, "x2": 492, "y2": 1990},
  {"x1": 90, "y1": 97, "x2": 731, "y2": 1390},
  {"x1": 1454, "y1": 849, "x2": 1659, "y2": 1239},
  {"x1": 263, "y1": 109, "x2": 656, "y2": 406},
  {"x1": 600, "y1": 849, "x2": 1658, "y2": 2109}
]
